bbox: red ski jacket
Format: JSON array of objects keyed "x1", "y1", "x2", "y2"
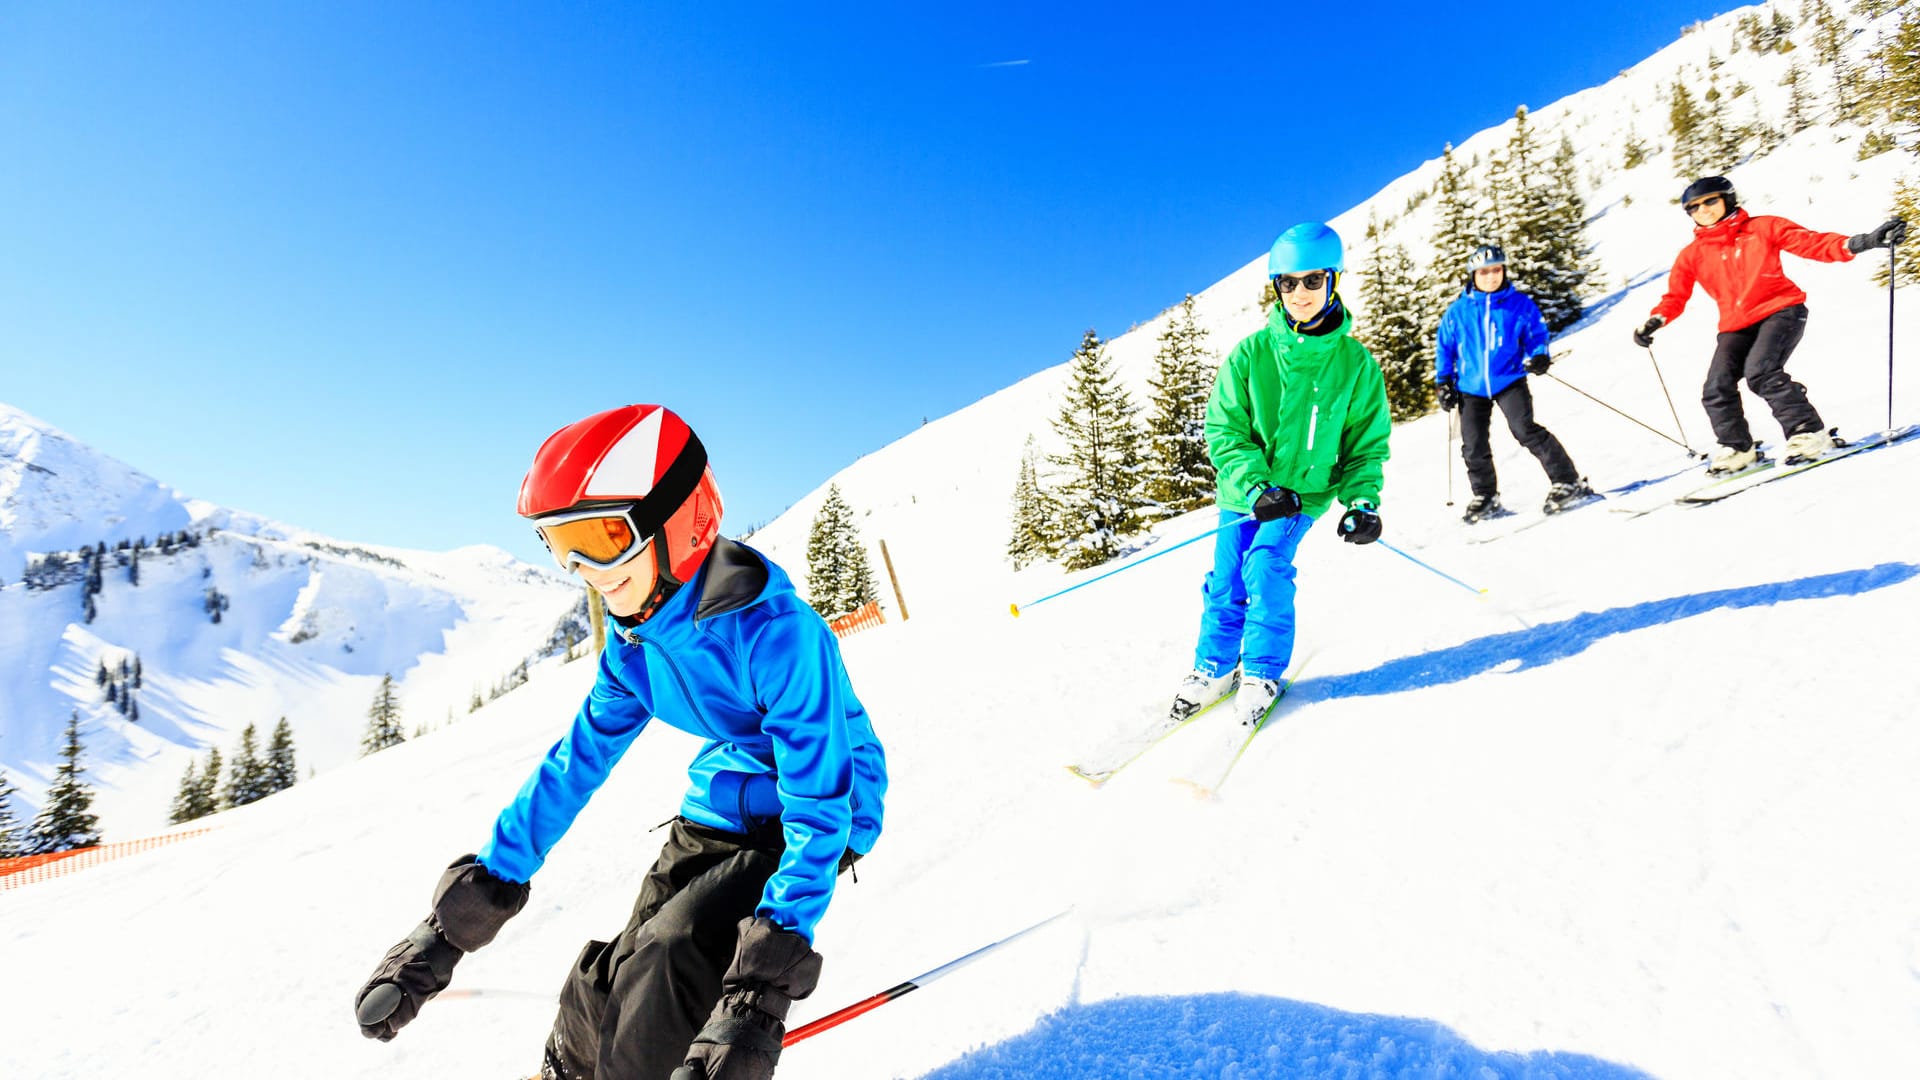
[{"x1": 1650, "y1": 208, "x2": 1855, "y2": 333}]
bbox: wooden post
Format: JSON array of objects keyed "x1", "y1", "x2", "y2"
[
  {"x1": 878, "y1": 539, "x2": 909, "y2": 622},
  {"x1": 588, "y1": 587, "x2": 606, "y2": 654}
]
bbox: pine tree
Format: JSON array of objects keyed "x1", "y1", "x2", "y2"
[
  {"x1": 1421, "y1": 144, "x2": 1482, "y2": 367},
  {"x1": 0, "y1": 769, "x2": 23, "y2": 858},
  {"x1": 198, "y1": 747, "x2": 223, "y2": 813},
  {"x1": 1864, "y1": 6, "x2": 1920, "y2": 148},
  {"x1": 168, "y1": 759, "x2": 207, "y2": 825},
  {"x1": 1514, "y1": 137, "x2": 1602, "y2": 333},
  {"x1": 803, "y1": 484, "x2": 881, "y2": 618},
  {"x1": 1874, "y1": 175, "x2": 1920, "y2": 287},
  {"x1": 266, "y1": 718, "x2": 298, "y2": 795},
  {"x1": 361, "y1": 674, "x2": 406, "y2": 756},
  {"x1": 1141, "y1": 295, "x2": 1217, "y2": 517},
  {"x1": 1783, "y1": 63, "x2": 1815, "y2": 133},
  {"x1": 26, "y1": 711, "x2": 101, "y2": 854},
  {"x1": 1669, "y1": 77, "x2": 1712, "y2": 179},
  {"x1": 223, "y1": 723, "x2": 269, "y2": 808},
  {"x1": 1048, "y1": 329, "x2": 1148, "y2": 570},
  {"x1": 1006, "y1": 435, "x2": 1059, "y2": 570},
  {"x1": 1356, "y1": 220, "x2": 1437, "y2": 420}
]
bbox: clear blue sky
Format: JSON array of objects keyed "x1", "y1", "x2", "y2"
[{"x1": 1, "y1": 2, "x2": 1735, "y2": 568}]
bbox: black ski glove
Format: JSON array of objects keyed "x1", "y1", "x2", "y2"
[
  {"x1": 1252, "y1": 486, "x2": 1303, "y2": 522},
  {"x1": 673, "y1": 917, "x2": 824, "y2": 1080},
  {"x1": 353, "y1": 854, "x2": 530, "y2": 1041},
  {"x1": 1847, "y1": 217, "x2": 1908, "y2": 253},
  {"x1": 1435, "y1": 378, "x2": 1460, "y2": 412},
  {"x1": 1632, "y1": 317, "x2": 1664, "y2": 348},
  {"x1": 1524, "y1": 354, "x2": 1552, "y2": 376},
  {"x1": 1338, "y1": 504, "x2": 1382, "y2": 545}
]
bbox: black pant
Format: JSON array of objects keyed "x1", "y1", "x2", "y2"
[
  {"x1": 1702, "y1": 304, "x2": 1822, "y2": 449},
  {"x1": 542, "y1": 818, "x2": 784, "y2": 1080},
  {"x1": 1458, "y1": 378, "x2": 1580, "y2": 497}
]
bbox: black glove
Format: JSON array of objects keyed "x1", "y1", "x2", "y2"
[
  {"x1": 354, "y1": 854, "x2": 530, "y2": 1041},
  {"x1": 1524, "y1": 354, "x2": 1551, "y2": 376},
  {"x1": 1252, "y1": 486, "x2": 1302, "y2": 522},
  {"x1": 1847, "y1": 217, "x2": 1908, "y2": 253},
  {"x1": 674, "y1": 917, "x2": 824, "y2": 1080},
  {"x1": 1338, "y1": 505, "x2": 1382, "y2": 545},
  {"x1": 1632, "y1": 317, "x2": 1664, "y2": 348},
  {"x1": 1435, "y1": 378, "x2": 1460, "y2": 412}
]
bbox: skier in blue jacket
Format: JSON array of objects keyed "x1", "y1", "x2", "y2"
[
  {"x1": 1435, "y1": 244, "x2": 1592, "y2": 520},
  {"x1": 354, "y1": 404, "x2": 887, "y2": 1080}
]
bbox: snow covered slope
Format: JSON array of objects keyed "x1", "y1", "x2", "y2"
[
  {"x1": 0, "y1": 402, "x2": 583, "y2": 837},
  {"x1": 6, "y1": 4, "x2": 1920, "y2": 1079}
]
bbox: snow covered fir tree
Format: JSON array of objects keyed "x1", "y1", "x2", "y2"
[
  {"x1": 0, "y1": 769, "x2": 23, "y2": 858},
  {"x1": 1005, "y1": 434, "x2": 1058, "y2": 570},
  {"x1": 804, "y1": 483, "x2": 880, "y2": 618},
  {"x1": 1047, "y1": 328, "x2": 1149, "y2": 569},
  {"x1": 265, "y1": 718, "x2": 297, "y2": 795},
  {"x1": 360, "y1": 674, "x2": 406, "y2": 756},
  {"x1": 1140, "y1": 295, "x2": 1217, "y2": 517},
  {"x1": 25, "y1": 711, "x2": 101, "y2": 855},
  {"x1": 1356, "y1": 214, "x2": 1438, "y2": 420}
]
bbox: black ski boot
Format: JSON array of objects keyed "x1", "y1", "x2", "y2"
[
  {"x1": 1543, "y1": 479, "x2": 1598, "y2": 514},
  {"x1": 1462, "y1": 494, "x2": 1508, "y2": 524}
]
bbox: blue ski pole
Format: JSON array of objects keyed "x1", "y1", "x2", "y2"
[
  {"x1": 1375, "y1": 538, "x2": 1487, "y2": 597},
  {"x1": 1012, "y1": 514, "x2": 1252, "y2": 616}
]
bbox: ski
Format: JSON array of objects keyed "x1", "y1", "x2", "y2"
[
  {"x1": 1464, "y1": 490, "x2": 1606, "y2": 544},
  {"x1": 1674, "y1": 424, "x2": 1918, "y2": 506},
  {"x1": 1066, "y1": 680, "x2": 1237, "y2": 786},
  {"x1": 1170, "y1": 655, "x2": 1315, "y2": 798},
  {"x1": 1608, "y1": 452, "x2": 1771, "y2": 519}
]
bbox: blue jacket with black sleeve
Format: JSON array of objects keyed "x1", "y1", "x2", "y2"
[
  {"x1": 475, "y1": 537, "x2": 887, "y2": 944},
  {"x1": 1435, "y1": 281, "x2": 1552, "y2": 399}
]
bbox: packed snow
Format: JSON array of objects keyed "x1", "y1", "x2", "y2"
[{"x1": 6, "y1": 3, "x2": 1920, "y2": 1078}]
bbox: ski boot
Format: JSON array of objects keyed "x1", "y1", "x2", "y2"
[
  {"x1": 1461, "y1": 493, "x2": 1507, "y2": 523},
  {"x1": 1169, "y1": 668, "x2": 1239, "y2": 722},
  {"x1": 1543, "y1": 479, "x2": 1596, "y2": 514},
  {"x1": 1235, "y1": 677, "x2": 1282, "y2": 726},
  {"x1": 1706, "y1": 443, "x2": 1762, "y2": 476},
  {"x1": 1782, "y1": 428, "x2": 1837, "y2": 465}
]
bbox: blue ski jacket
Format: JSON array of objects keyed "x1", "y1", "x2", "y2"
[
  {"x1": 476, "y1": 538, "x2": 887, "y2": 943},
  {"x1": 1435, "y1": 281, "x2": 1552, "y2": 399}
]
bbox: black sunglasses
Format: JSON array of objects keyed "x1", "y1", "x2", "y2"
[
  {"x1": 1684, "y1": 194, "x2": 1724, "y2": 214},
  {"x1": 1274, "y1": 271, "x2": 1329, "y2": 293}
]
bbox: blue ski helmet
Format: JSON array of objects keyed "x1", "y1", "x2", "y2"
[
  {"x1": 1466, "y1": 244, "x2": 1506, "y2": 271},
  {"x1": 1267, "y1": 222, "x2": 1345, "y2": 276}
]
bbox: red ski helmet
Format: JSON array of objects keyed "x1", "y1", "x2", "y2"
[{"x1": 519, "y1": 405, "x2": 723, "y2": 615}]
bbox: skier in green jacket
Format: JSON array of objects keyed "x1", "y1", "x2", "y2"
[{"x1": 1167, "y1": 222, "x2": 1392, "y2": 726}]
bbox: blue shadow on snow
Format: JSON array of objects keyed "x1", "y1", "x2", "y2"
[
  {"x1": 921, "y1": 992, "x2": 1652, "y2": 1079},
  {"x1": 1291, "y1": 562, "x2": 1918, "y2": 704}
]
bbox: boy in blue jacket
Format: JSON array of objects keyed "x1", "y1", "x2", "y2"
[
  {"x1": 354, "y1": 404, "x2": 887, "y2": 1080},
  {"x1": 1436, "y1": 245, "x2": 1592, "y2": 520}
]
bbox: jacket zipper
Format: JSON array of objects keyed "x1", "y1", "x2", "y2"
[{"x1": 636, "y1": 639, "x2": 722, "y2": 740}]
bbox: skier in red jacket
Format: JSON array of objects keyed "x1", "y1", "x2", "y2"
[{"x1": 1633, "y1": 175, "x2": 1905, "y2": 474}]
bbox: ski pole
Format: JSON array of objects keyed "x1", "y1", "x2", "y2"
[
  {"x1": 1889, "y1": 237, "x2": 1898, "y2": 432},
  {"x1": 1445, "y1": 409, "x2": 1456, "y2": 507},
  {"x1": 782, "y1": 909, "x2": 1073, "y2": 1047},
  {"x1": 1642, "y1": 344, "x2": 1696, "y2": 455},
  {"x1": 1544, "y1": 372, "x2": 1702, "y2": 458},
  {"x1": 1374, "y1": 538, "x2": 1487, "y2": 597},
  {"x1": 1011, "y1": 515, "x2": 1251, "y2": 616}
]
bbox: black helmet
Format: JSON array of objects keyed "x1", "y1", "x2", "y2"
[
  {"x1": 1680, "y1": 176, "x2": 1737, "y2": 215},
  {"x1": 1466, "y1": 244, "x2": 1507, "y2": 271}
]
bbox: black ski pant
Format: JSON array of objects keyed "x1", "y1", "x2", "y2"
[
  {"x1": 1701, "y1": 303, "x2": 1822, "y2": 450},
  {"x1": 541, "y1": 817, "x2": 784, "y2": 1080},
  {"x1": 1458, "y1": 378, "x2": 1580, "y2": 498}
]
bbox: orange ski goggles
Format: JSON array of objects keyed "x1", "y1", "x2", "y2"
[{"x1": 532, "y1": 505, "x2": 653, "y2": 571}]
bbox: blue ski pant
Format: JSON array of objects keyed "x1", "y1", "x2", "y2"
[{"x1": 1191, "y1": 509, "x2": 1316, "y2": 682}]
